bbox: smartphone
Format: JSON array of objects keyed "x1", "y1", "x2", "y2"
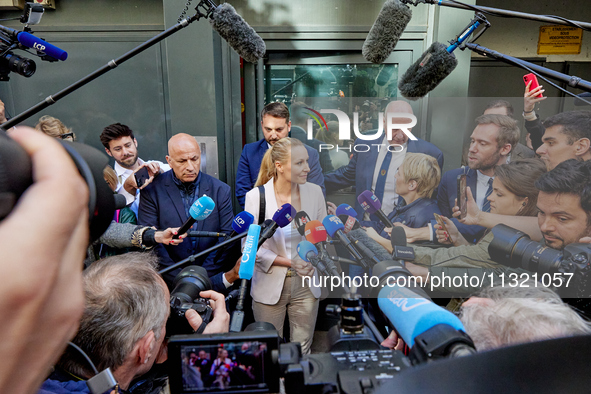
[
  {"x1": 433, "y1": 213, "x2": 451, "y2": 243},
  {"x1": 134, "y1": 166, "x2": 150, "y2": 188},
  {"x1": 523, "y1": 73, "x2": 543, "y2": 98},
  {"x1": 457, "y1": 174, "x2": 467, "y2": 220}
]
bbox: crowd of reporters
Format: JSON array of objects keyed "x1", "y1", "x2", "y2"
[{"x1": 3, "y1": 77, "x2": 591, "y2": 393}]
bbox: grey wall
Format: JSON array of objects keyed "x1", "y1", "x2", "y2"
[{"x1": 0, "y1": 0, "x2": 169, "y2": 162}]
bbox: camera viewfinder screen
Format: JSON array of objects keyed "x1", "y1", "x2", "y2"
[{"x1": 180, "y1": 341, "x2": 268, "y2": 392}]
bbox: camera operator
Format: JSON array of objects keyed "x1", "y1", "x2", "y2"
[
  {"x1": 0, "y1": 127, "x2": 89, "y2": 394},
  {"x1": 39, "y1": 253, "x2": 229, "y2": 394}
]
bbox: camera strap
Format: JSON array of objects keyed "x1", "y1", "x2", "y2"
[{"x1": 195, "y1": 306, "x2": 214, "y2": 334}]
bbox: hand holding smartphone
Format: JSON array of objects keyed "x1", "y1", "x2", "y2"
[
  {"x1": 524, "y1": 73, "x2": 544, "y2": 98},
  {"x1": 134, "y1": 166, "x2": 150, "y2": 188},
  {"x1": 457, "y1": 174, "x2": 467, "y2": 220},
  {"x1": 433, "y1": 213, "x2": 451, "y2": 244}
]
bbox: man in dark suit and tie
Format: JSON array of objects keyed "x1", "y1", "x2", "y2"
[
  {"x1": 138, "y1": 133, "x2": 238, "y2": 292},
  {"x1": 235, "y1": 102, "x2": 325, "y2": 209},
  {"x1": 324, "y1": 100, "x2": 444, "y2": 219},
  {"x1": 404, "y1": 114, "x2": 521, "y2": 244}
]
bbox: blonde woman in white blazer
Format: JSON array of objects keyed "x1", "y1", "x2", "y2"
[{"x1": 244, "y1": 137, "x2": 327, "y2": 354}]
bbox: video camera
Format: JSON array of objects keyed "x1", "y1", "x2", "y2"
[
  {"x1": 488, "y1": 224, "x2": 591, "y2": 297},
  {"x1": 0, "y1": 2, "x2": 67, "y2": 81}
]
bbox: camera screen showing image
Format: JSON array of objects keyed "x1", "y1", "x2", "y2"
[{"x1": 168, "y1": 331, "x2": 280, "y2": 394}]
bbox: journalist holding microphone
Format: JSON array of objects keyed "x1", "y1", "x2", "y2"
[{"x1": 244, "y1": 137, "x2": 327, "y2": 354}]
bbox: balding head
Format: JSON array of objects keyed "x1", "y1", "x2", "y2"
[
  {"x1": 166, "y1": 133, "x2": 201, "y2": 182},
  {"x1": 384, "y1": 100, "x2": 415, "y2": 145}
]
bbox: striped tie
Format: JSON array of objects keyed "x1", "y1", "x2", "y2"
[{"x1": 482, "y1": 178, "x2": 494, "y2": 213}]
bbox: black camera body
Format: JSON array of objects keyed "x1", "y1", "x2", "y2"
[
  {"x1": 167, "y1": 265, "x2": 215, "y2": 336},
  {"x1": 278, "y1": 342, "x2": 411, "y2": 394},
  {"x1": 168, "y1": 297, "x2": 213, "y2": 337},
  {"x1": 168, "y1": 328, "x2": 281, "y2": 394}
]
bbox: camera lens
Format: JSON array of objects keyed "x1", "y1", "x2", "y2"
[
  {"x1": 489, "y1": 224, "x2": 562, "y2": 273},
  {"x1": 171, "y1": 265, "x2": 212, "y2": 303},
  {"x1": 3, "y1": 52, "x2": 36, "y2": 77}
]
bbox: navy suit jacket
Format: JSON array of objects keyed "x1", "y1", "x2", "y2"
[
  {"x1": 436, "y1": 167, "x2": 486, "y2": 243},
  {"x1": 235, "y1": 138, "x2": 325, "y2": 208},
  {"x1": 324, "y1": 136, "x2": 444, "y2": 218},
  {"x1": 138, "y1": 171, "x2": 235, "y2": 291}
]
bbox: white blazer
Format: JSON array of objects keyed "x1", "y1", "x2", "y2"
[{"x1": 244, "y1": 178, "x2": 327, "y2": 305}]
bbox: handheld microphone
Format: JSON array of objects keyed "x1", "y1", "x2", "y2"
[
  {"x1": 294, "y1": 211, "x2": 311, "y2": 236},
  {"x1": 377, "y1": 285, "x2": 475, "y2": 361},
  {"x1": 173, "y1": 195, "x2": 215, "y2": 239},
  {"x1": 398, "y1": 15, "x2": 484, "y2": 100},
  {"x1": 338, "y1": 214, "x2": 358, "y2": 234},
  {"x1": 357, "y1": 190, "x2": 394, "y2": 228},
  {"x1": 390, "y1": 226, "x2": 415, "y2": 262},
  {"x1": 209, "y1": 3, "x2": 266, "y2": 63},
  {"x1": 231, "y1": 223, "x2": 261, "y2": 333},
  {"x1": 322, "y1": 215, "x2": 368, "y2": 268},
  {"x1": 335, "y1": 203, "x2": 358, "y2": 218},
  {"x1": 227, "y1": 211, "x2": 255, "y2": 239},
  {"x1": 0, "y1": 27, "x2": 68, "y2": 61},
  {"x1": 297, "y1": 240, "x2": 331, "y2": 277},
  {"x1": 238, "y1": 224, "x2": 261, "y2": 281},
  {"x1": 304, "y1": 221, "x2": 341, "y2": 277},
  {"x1": 257, "y1": 203, "x2": 296, "y2": 248},
  {"x1": 362, "y1": 0, "x2": 412, "y2": 64},
  {"x1": 212, "y1": 211, "x2": 254, "y2": 265}
]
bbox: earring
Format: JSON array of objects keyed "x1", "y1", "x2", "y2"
[{"x1": 522, "y1": 202, "x2": 527, "y2": 207}]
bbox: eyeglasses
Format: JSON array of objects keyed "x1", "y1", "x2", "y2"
[{"x1": 59, "y1": 132, "x2": 74, "y2": 140}]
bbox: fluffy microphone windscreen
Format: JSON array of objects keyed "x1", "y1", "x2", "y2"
[
  {"x1": 349, "y1": 228, "x2": 392, "y2": 262},
  {"x1": 362, "y1": 0, "x2": 412, "y2": 64},
  {"x1": 210, "y1": 3, "x2": 266, "y2": 63},
  {"x1": 398, "y1": 42, "x2": 458, "y2": 100}
]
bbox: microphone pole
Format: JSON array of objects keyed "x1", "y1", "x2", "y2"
[
  {"x1": 1, "y1": 11, "x2": 207, "y2": 129},
  {"x1": 400, "y1": 0, "x2": 591, "y2": 31},
  {"x1": 463, "y1": 42, "x2": 591, "y2": 93},
  {"x1": 158, "y1": 231, "x2": 249, "y2": 275}
]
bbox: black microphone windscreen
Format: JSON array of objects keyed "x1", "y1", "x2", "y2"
[
  {"x1": 349, "y1": 228, "x2": 392, "y2": 263},
  {"x1": 398, "y1": 42, "x2": 458, "y2": 100},
  {"x1": 210, "y1": 3, "x2": 266, "y2": 63},
  {"x1": 362, "y1": 0, "x2": 412, "y2": 64},
  {"x1": 391, "y1": 226, "x2": 407, "y2": 247},
  {"x1": 113, "y1": 193, "x2": 127, "y2": 210}
]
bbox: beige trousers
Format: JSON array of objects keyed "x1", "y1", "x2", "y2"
[{"x1": 253, "y1": 274, "x2": 319, "y2": 354}]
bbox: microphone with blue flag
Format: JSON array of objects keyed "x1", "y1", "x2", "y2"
[{"x1": 173, "y1": 195, "x2": 215, "y2": 239}]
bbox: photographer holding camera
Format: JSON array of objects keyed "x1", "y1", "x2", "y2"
[
  {"x1": 401, "y1": 159, "x2": 591, "y2": 296},
  {"x1": 38, "y1": 252, "x2": 229, "y2": 394}
]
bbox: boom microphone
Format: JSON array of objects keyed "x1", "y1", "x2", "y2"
[
  {"x1": 209, "y1": 3, "x2": 266, "y2": 63},
  {"x1": 362, "y1": 0, "x2": 413, "y2": 64},
  {"x1": 357, "y1": 190, "x2": 394, "y2": 228},
  {"x1": 173, "y1": 195, "x2": 215, "y2": 239},
  {"x1": 348, "y1": 227, "x2": 393, "y2": 263},
  {"x1": 398, "y1": 15, "x2": 485, "y2": 100},
  {"x1": 0, "y1": 26, "x2": 68, "y2": 61}
]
